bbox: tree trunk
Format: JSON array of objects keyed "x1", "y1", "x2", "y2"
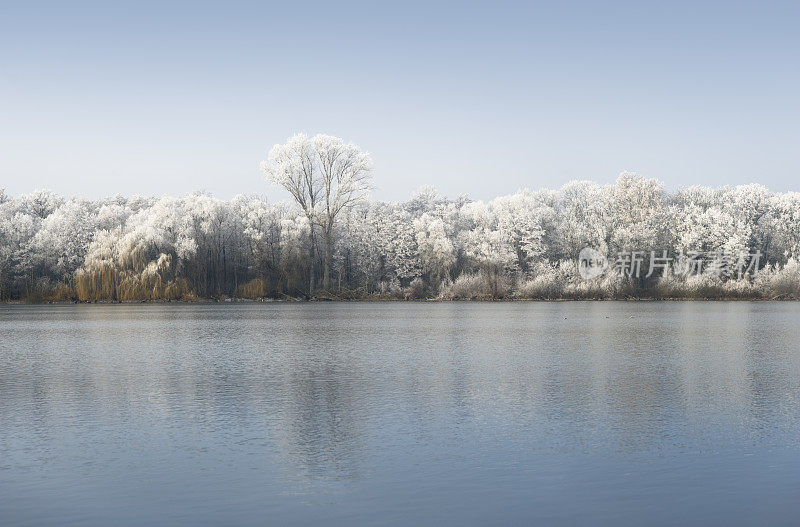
[
  {"x1": 323, "y1": 230, "x2": 332, "y2": 291},
  {"x1": 308, "y1": 228, "x2": 316, "y2": 294}
]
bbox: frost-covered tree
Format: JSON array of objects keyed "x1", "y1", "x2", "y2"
[
  {"x1": 414, "y1": 212, "x2": 455, "y2": 284},
  {"x1": 488, "y1": 189, "x2": 555, "y2": 274},
  {"x1": 261, "y1": 133, "x2": 373, "y2": 291},
  {"x1": 31, "y1": 199, "x2": 96, "y2": 282},
  {"x1": 312, "y1": 134, "x2": 373, "y2": 290},
  {"x1": 261, "y1": 133, "x2": 320, "y2": 292},
  {"x1": 555, "y1": 180, "x2": 613, "y2": 260}
]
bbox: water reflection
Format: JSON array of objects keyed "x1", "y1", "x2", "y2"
[{"x1": 1, "y1": 302, "x2": 799, "y2": 525}]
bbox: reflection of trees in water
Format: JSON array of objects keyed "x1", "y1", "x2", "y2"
[
  {"x1": 273, "y1": 362, "x2": 368, "y2": 482},
  {"x1": 741, "y1": 308, "x2": 799, "y2": 440},
  {"x1": 263, "y1": 309, "x2": 371, "y2": 483},
  {"x1": 7, "y1": 302, "x2": 800, "y2": 486},
  {"x1": 597, "y1": 334, "x2": 685, "y2": 454}
]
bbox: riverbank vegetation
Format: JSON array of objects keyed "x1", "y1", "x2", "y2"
[
  {"x1": 2, "y1": 133, "x2": 800, "y2": 302},
  {"x1": 2, "y1": 173, "x2": 799, "y2": 302}
]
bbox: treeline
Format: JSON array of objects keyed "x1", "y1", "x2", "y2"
[{"x1": 1, "y1": 173, "x2": 799, "y2": 302}]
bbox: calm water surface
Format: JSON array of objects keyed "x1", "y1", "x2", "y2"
[{"x1": 1, "y1": 302, "x2": 799, "y2": 526}]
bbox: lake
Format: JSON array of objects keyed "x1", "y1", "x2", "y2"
[{"x1": 1, "y1": 302, "x2": 799, "y2": 526}]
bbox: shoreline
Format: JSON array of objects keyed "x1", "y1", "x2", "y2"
[{"x1": 3, "y1": 295, "x2": 797, "y2": 305}]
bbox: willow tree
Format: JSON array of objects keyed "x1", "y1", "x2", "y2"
[{"x1": 261, "y1": 133, "x2": 373, "y2": 292}]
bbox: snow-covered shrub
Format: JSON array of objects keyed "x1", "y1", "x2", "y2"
[
  {"x1": 514, "y1": 262, "x2": 566, "y2": 299},
  {"x1": 754, "y1": 259, "x2": 800, "y2": 299},
  {"x1": 438, "y1": 271, "x2": 507, "y2": 300},
  {"x1": 654, "y1": 272, "x2": 731, "y2": 299},
  {"x1": 515, "y1": 274, "x2": 564, "y2": 299},
  {"x1": 404, "y1": 277, "x2": 427, "y2": 299},
  {"x1": 439, "y1": 272, "x2": 485, "y2": 299}
]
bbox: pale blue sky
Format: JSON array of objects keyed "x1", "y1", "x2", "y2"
[{"x1": 1, "y1": 1, "x2": 798, "y2": 201}]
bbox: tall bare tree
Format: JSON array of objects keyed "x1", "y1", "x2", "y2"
[{"x1": 261, "y1": 133, "x2": 372, "y2": 292}]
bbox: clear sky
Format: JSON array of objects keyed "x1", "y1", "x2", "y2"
[{"x1": 1, "y1": 1, "x2": 798, "y2": 202}]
